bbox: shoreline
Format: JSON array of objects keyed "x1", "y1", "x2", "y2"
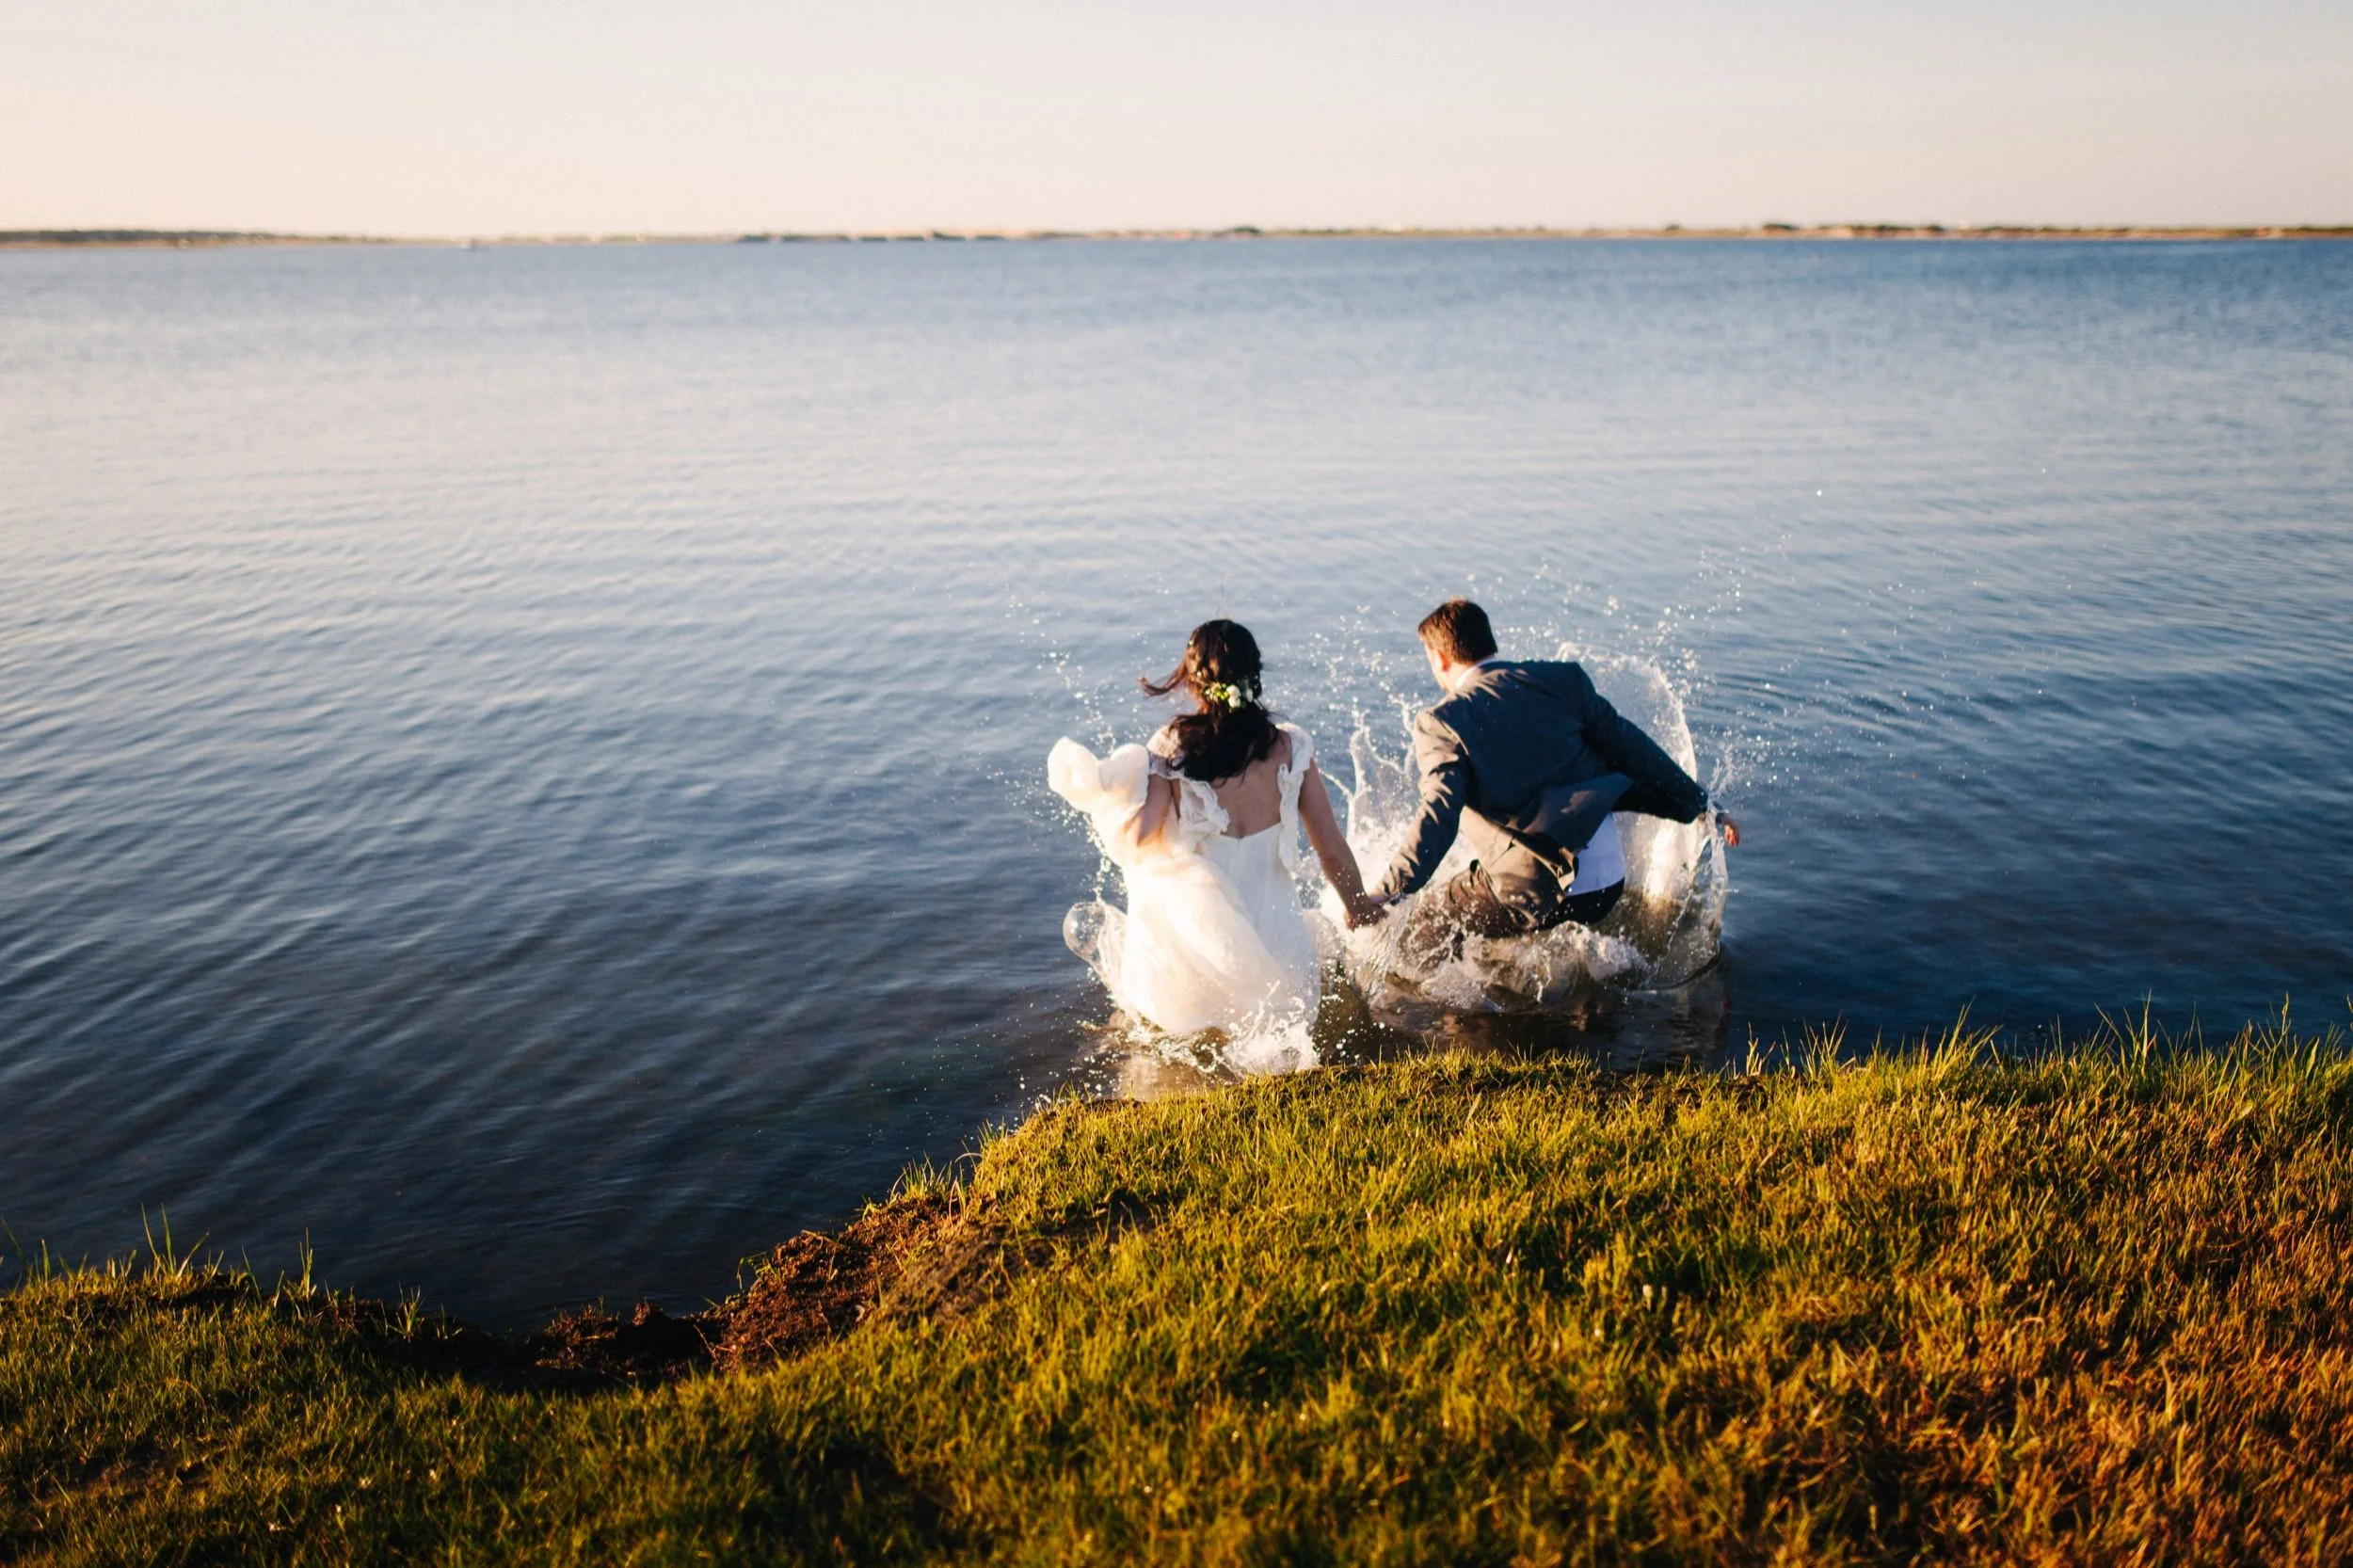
[
  {"x1": 8, "y1": 1019, "x2": 2351, "y2": 1560},
  {"x1": 7, "y1": 223, "x2": 2352, "y2": 250}
]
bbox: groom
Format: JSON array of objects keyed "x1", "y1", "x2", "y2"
[{"x1": 1346, "y1": 599, "x2": 1737, "y2": 955}]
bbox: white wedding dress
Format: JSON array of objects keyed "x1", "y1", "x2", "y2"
[{"x1": 1048, "y1": 723, "x2": 1323, "y2": 1037}]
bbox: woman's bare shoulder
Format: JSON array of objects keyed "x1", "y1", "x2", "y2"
[{"x1": 1245, "y1": 727, "x2": 1300, "y2": 777}]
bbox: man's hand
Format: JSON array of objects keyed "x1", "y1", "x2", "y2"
[
  {"x1": 1343, "y1": 892, "x2": 1390, "y2": 930},
  {"x1": 1718, "y1": 813, "x2": 1741, "y2": 849}
]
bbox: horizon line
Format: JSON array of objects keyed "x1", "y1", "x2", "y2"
[{"x1": 8, "y1": 222, "x2": 2353, "y2": 250}]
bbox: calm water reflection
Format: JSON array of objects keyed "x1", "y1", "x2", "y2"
[{"x1": 3, "y1": 239, "x2": 2348, "y2": 1321}]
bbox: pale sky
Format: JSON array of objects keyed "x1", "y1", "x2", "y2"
[{"x1": 5, "y1": 0, "x2": 2348, "y2": 234}]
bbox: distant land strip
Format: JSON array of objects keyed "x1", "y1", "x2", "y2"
[{"x1": 6, "y1": 223, "x2": 2352, "y2": 249}]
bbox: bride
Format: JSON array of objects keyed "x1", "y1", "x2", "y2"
[{"x1": 1048, "y1": 619, "x2": 1372, "y2": 1037}]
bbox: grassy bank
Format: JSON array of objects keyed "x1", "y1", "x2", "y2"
[{"x1": 8, "y1": 1024, "x2": 2353, "y2": 1563}]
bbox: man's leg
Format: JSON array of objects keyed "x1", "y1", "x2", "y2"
[{"x1": 1398, "y1": 843, "x2": 1561, "y2": 966}]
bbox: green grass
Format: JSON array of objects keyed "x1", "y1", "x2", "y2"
[{"x1": 8, "y1": 1020, "x2": 2353, "y2": 1563}]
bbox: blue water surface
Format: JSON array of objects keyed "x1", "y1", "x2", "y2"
[{"x1": 3, "y1": 238, "x2": 2348, "y2": 1320}]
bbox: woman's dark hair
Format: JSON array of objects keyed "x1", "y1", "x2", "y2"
[{"x1": 1141, "y1": 619, "x2": 1282, "y2": 782}]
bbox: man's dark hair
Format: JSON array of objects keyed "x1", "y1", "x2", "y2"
[{"x1": 1417, "y1": 599, "x2": 1497, "y2": 665}]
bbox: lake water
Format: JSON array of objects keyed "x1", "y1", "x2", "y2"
[{"x1": 4, "y1": 239, "x2": 2349, "y2": 1323}]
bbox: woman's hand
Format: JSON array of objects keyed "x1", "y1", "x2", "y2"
[{"x1": 1718, "y1": 812, "x2": 1741, "y2": 849}]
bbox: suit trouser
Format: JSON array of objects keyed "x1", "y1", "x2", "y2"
[{"x1": 1401, "y1": 840, "x2": 1625, "y2": 966}]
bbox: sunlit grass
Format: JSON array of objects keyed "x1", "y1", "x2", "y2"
[{"x1": 7, "y1": 1016, "x2": 2352, "y2": 1562}]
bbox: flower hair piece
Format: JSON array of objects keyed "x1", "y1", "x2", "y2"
[{"x1": 1200, "y1": 680, "x2": 1248, "y2": 711}]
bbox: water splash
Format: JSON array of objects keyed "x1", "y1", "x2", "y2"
[{"x1": 1062, "y1": 898, "x2": 1323, "y2": 1086}]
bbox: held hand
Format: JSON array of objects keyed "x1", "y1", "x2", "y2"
[
  {"x1": 1343, "y1": 892, "x2": 1390, "y2": 929},
  {"x1": 1718, "y1": 813, "x2": 1741, "y2": 849}
]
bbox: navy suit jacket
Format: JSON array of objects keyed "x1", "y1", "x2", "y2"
[{"x1": 1372, "y1": 659, "x2": 1708, "y2": 902}]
